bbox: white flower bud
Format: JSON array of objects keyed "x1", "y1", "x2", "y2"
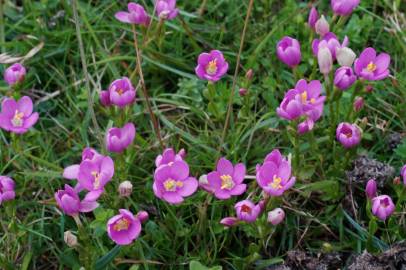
[
  {"x1": 315, "y1": 15, "x2": 329, "y2": 36},
  {"x1": 118, "y1": 181, "x2": 133, "y2": 197},
  {"x1": 318, "y1": 44, "x2": 333, "y2": 75},
  {"x1": 64, "y1": 231, "x2": 78, "y2": 247},
  {"x1": 336, "y1": 47, "x2": 356, "y2": 67}
]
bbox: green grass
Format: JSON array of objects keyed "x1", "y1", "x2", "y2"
[{"x1": 0, "y1": 0, "x2": 406, "y2": 269}]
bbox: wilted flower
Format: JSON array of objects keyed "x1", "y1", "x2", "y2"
[
  {"x1": 0, "y1": 176, "x2": 15, "y2": 205},
  {"x1": 55, "y1": 184, "x2": 99, "y2": 216},
  {"x1": 107, "y1": 209, "x2": 142, "y2": 245},
  {"x1": 0, "y1": 96, "x2": 39, "y2": 134},
  {"x1": 220, "y1": 217, "x2": 239, "y2": 227},
  {"x1": 353, "y1": 96, "x2": 364, "y2": 112},
  {"x1": 336, "y1": 47, "x2": 356, "y2": 67},
  {"x1": 4, "y1": 63, "x2": 26, "y2": 86},
  {"x1": 256, "y1": 149, "x2": 296, "y2": 196},
  {"x1": 119, "y1": 181, "x2": 133, "y2": 197},
  {"x1": 64, "y1": 231, "x2": 78, "y2": 248},
  {"x1": 235, "y1": 200, "x2": 262, "y2": 223},
  {"x1": 371, "y1": 195, "x2": 395, "y2": 221},
  {"x1": 195, "y1": 50, "x2": 229, "y2": 82},
  {"x1": 156, "y1": 0, "x2": 179, "y2": 20},
  {"x1": 354, "y1": 47, "x2": 390, "y2": 81},
  {"x1": 331, "y1": 0, "x2": 360, "y2": 16},
  {"x1": 205, "y1": 157, "x2": 246, "y2": 200},
  {"x1": 101, "y1": 77, "x2": 136, "y2": 108},
  {"x1": 267, "y1": 208, "x2": 285, "y2": 225},
  {"x1": 315, "y1": 15, "x2": 329, "y2": 36},
  {"x1": 312, "y1": 32, "x2": 349, "y2": 59},
  {"x1": 276, "y1": 36, "x2": 301, "y2": 68},
  {"x1": 334, "y1": 66, "x2": 357, "y2": 90},
  {"x1": 153, "y1": 160, "x2": 198, "y2": 204},
  {"x1": 106, "y1": 123, "x2": 136, "y2": 153},
  {"x1": 308, "y1": 7, "x2": 318, "y2": 30},
  {"x1": 115, "y1": 3, "x2": 150, "y2": 26},
  {"x1": 155, "y1": 148, "x2": 185, "y2": 168},
  {"x1": 365, "y1": 179, "x2": 377, "y2": 199},
  {"x1": 336, "y1": 122, "x2": 362, "y2": 148},
  {"x1": 318, "y1": 43, "x2": 333, "y2": 75}
]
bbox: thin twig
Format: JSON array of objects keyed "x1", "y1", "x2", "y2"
[
  {"x1": 219, "y1": 0, "x2": 254, "y2": 153},
  {"x1": 131, "y1": 24, "x2": 164, "y2": 149},
  {"x1": 72, "y1": 0, "x2": 103, "y2": 146}
]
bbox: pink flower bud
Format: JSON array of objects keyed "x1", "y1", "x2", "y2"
[
  {"x1": 353, "y1": 96, "x2": 364, "y2": 112},
  {"x1": 318, "y1": 43, "x2": 333, "y2": 75},
  {"x1": 245, "y1": 69, "x2": 253, "y2": 80},
  {"x1": 365, "y1": 85, "x2": 373, "y2": 93},
  {"x1": 220, "y1": 217, "x2": 238, "y2": 227},
  {"x1": 371, "y1": 195, "x2": 395, "y2": 221},
  {"x1": 178, "y1": 148, "x2": 186, "y2": 159},
  {"x1": 118, "y1": 181, "x2": 133, "y2": 197},
  {"x1": 4, "y1": 63, "x2": 26, "y2": 86},
  {"x1": 315, "y1": 15, "x2": 329, "y2": 36},
  {"x1": 64, "y1": 231, "x2": 78, "y2": 247},
  {"x1": 100, "y1": 90, "x2": 111, "y2": 106},
  {"x1": 365, "y1": 179, "x2": 377, "y2": 199},
  {"x1": 136, "y1": 211, "x2": 149, "y2": 223},
  {"x1": 239, "y1": 88, "x2": 248, "y2": 96},
  {"x1": 267, "y1": 208, "x2": 285, "y2": 225},
  {"x1": 308, "y1": 7, "x2": 318, "y2": 30}
]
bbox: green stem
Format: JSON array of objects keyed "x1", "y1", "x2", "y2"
[
  {"x1": 293, "y1": 123, "x2": 300, "y2": 173},
  {"x1": 0, "y1": 0, "x2": 5, "y2": 53},
  {"x1": 73, "y1": 215, "x2": 94, "y2": 269}
]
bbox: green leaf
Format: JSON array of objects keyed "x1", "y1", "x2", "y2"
[
  {"x1": 189, "y1": 260, "x2": 222, "y2": 270},
  {"x1": 95, "y1": 245, "x2": 122, "y2": 270}
]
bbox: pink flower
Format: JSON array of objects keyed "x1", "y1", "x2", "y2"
[
  {"x1": 101, "y1": 77, "x2": 136, "y2": 108},
  {"x1": 205, "y1": 158, "x2": 246, "y2": 200},
  {"x1": 256, "y1": 149, "x2": 296, "y2": 196},
  {"x1": 0, "y1": 176, "x2": 15, "y2": 205},
  {"x1": 63, "y1": 148, "x2": 104, "y2": 180},
  {"x1": 4, "y1": 63, "x2": 26, "y2": 86},
  {"x1": 107, "y1": 209, "x2": 143, "y2": 245},
  {"x1": 220, "y1": 217, "x2": 239, "y2": 227},
  {"x1": 334, "y1": 66, "x2": 357, "y2": 90},
  {"x1": 153, "y1": 160, "x2": 198, "y2": 205},
  {"x1": 312, "y1": 32, "x2": 349, "y2": 59},
  {"x1": 136, "y1": 211, "x2": 149, "y2": 223},
  {"x1": 353, "y1": 96, "x2": 364, "y2": 112},
  {"x1": 235, "y1": 200, "x2": 261, "y2": 223},
  {"x1": 156, "y1": 0, "x2": 179, "y2": 20},
  {"x1": 115, "y1": 3, "x2": 150, "y2": 26},
  {"x1": 365, "y1": 179, "x2": 377, "y2": 199},
  {"x1": 336, "y1": 122, "x2": 362, "y2": 148},
  {"x1": 0, "y1": 96, "x2": 39, "y2": 134},
  {"x1": 195, "y1": 50, "x2": 229, "y2": 82},
  {"x1": 371, "y1": 195, "x2": 395, "y2": 221},
  {"x1": 106, "y1": 122, "x2": 136, "y2": 153},
  {"x1": 318, "y1": 43, "x2": 333, "y2": 75},
  {"x1": 55, "y1": 184, "x2": 99, "y2": 216},
  {"x1": 315, "y1": 15, "x2": 330, "y2": 36},
  {"x1": 354, "y1": 47, "x2": 390, "y2": 81},
  {"x1": 155, "y1": 148, "x2": 185, "y2": 168},
  {"x1": 308, "y1": 7, "x2": 318, "y2": 30},
  {"x1": 276, "y1": 36, "x2": 301, "y2": 68},
  {"x1": 267, "y1": 208, "x2": 285, "y2": 225},
  {"x1": 331, "y1": 0, "x2": 360, "y2": 16},
  {"x1": 77, "y1": 155, "x2": 115, "y2": 200}
]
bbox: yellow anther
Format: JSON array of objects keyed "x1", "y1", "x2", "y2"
[
  {"x1": 113, "y1": 218, "x2": 130, "y2": 231},
  {"x1": 367, "y1": 62, "x2": 377, "y2": 72},
  {"x1": 206, "y1": 59, "x2": 218, "y2": 75},
  {"x1": 220, "y1": 174, "x2": 234, "y2": 190}
]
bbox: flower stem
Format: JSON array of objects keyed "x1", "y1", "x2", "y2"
[{"x1": 131, "y1": 24, "x2": 164, "y2": 150}]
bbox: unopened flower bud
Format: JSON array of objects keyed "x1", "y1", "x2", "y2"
[
  {"x1": 245, "y1": 69, "x2": 253, "y2": 80},
  {"x1": 315, "y1": 15, "x2": 329, "y2": 36},
  {"x1": 267, "y1": 208, "x2": 285, "y2": 225},
  {"x1": 336, "y1": 47, "x2": 356, "y2": 67},
  {"x1": 136, "y1": 211, "x2": 149, "y2": 223},
  {"x1": 365, "y1": 179, "x2": 377, "y2": 199},
  {"x1": 118, "y1": 181, "x2": 133, "y2": 197},
  {"x1": 365, "y1": 85, "x2": 373, "y2": 93},
  {"x1": 220, "y1": 217, "x2": 238, "y2": 227},
  {"x1": 239, "y1": 88, "x2": 248, "y2": 96},
  {"x1": 353, "y1": 96, "x2": 364, "y2": 112},
  {"x1": 318, "y1": 44, "x2": 333, "y2": 75},
  {"x1": 64, "y1": 231, "x2": 78, "y2": 247}
]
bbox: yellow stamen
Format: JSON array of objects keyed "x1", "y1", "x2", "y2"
[
  {"x1": 176, "y1": 181, "x2": 183, "y2": 188},
  {"x1": 367, "y1": 62, "x2": 377, "y2": 72},
  {"x1": 206, "y1": 59, "x2": 218, "y2": 75},
  {"x1": 164, "y1": 179, "x2": 177, "y2": 191},
  {"x1": 11, "y1": 110, "x2": 24, "y2": 127},
  {"x1": 300, "y1": 91, "x2": 308, "y2": 104},
  {"x1": 220, "y1": 174, "x2": 234, "y2": 190},
  {"x1": 116, "y1": 89, "x2": 124, "y2": 95},
  {"x1": 92, "y1": 171, "x2": 101, "y2": 189},
  {"x1": 269, "y1": 175, "x2": 283, "y2": 189},
  {"x1": 113, "y1": 218, "x2": 130, "y2": 231},
  {"x1": 310, "y1": 98, "x2": 316, "y2": 104}
]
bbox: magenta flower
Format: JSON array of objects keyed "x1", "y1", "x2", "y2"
[
  {"x1": 401, "y1": 165, "x2": 406, "y2": 186},
  {"x1": 0, "y1": 96, "x2": 39, "y2": 134},
  {"x1": 276, "y1": 36, "x2": 301, "y2": 68},
  {"x1": 220, "y1": 217, "x2": 239, "y2": 227},
  {"x1": 156, "y1": 0, "x2": 179, "y2": 20},
  {"x1": 336, "y1": 122, "x2": 362, "y2": 148},
  {"x1": 101, "y1": 77, "x2": 136, "y2": 108},
  {"x1": 195, "y1": 50, "x2": 229, "y2": 82},
  {"x1": 267, "y1": 208, "x2": 285, "y2": 225},
  {"x1": 106, "y1": 122, "x2": 136, "y2": 153},
  {"x1": 4, "y1": 63, "x2": 26, "y2": 86},
  {"x1": 371, "y1": 195, "x2": 395, "y2": 221},
  {"x1": 334, "y1": 66, "x2": 357, "y2": 90},
  {"x1": 365, "y1": 179, "x2": 377, "y2": 199},
  {"x1": 153, "y1": 160, "x2": 198, "y2": 205},
  {"x1": 63, "y1": 148, "x2": 103, "y2": 180},
  {"x1": 312, "y1": 32, "x2": 349, "y2": 59},
  {"x1": 308, "y1": 7, "x2": 318, "y2": 30},
  {"x1": 331, "y1": 0, "x2": 360, "y2": 16},
  {"x1": 107, "y1": 209, "x2": 142, "y2": 245},
  {"x1": 353, "y1": 96, "x2": 364, "y2": 112},
  {"x1": 55, "y1": 184, "x2": 99, "y2": 216},
  {"x1": 115, "y1": 3, "x2": 150, "y2": 26},
  {"x1": 77, "y1": 156, "x2": 115, "y2": 200},
  {"x1": 354, "y1": 48, "x2": 390, "y2": 81},
  {"x1": 155, "y1": 148, "x2": 185, "y2": 168},
  {"x1": 235, "y1": 200, "x2": 261, "y2": 223},
  {"x1": 0, "y1": 176, "x2": 15, "y2": 205},
  {"x1": 205, "y1": 158, "x2": 246, "y2": 200}
]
